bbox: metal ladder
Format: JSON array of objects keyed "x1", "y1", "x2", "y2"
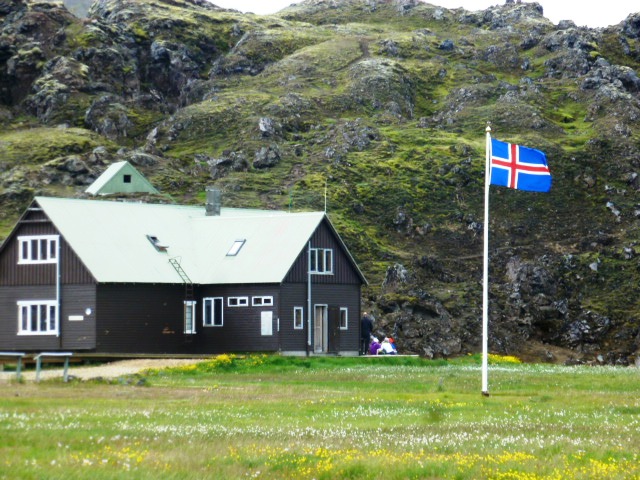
[{"x1": 168, "y1": 257, "x2": 194, "y2": 300}]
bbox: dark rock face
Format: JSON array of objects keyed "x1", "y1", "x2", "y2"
[
  {"x1": 148, "y1": 40, "x2": 201, "y2": 99},
  {"x1": 195, "y1": 151, "x2": 249, "y2": 179},
  {"x1": 622, "y1": 13, "x2": 640, "y2": 38},
  {"x1": 253, "y1": 145, "x2": 281, "y2": 169},
  {"x1": 84, "y1": 95, "x2": 133, "y2": 139},
  {"x1": 346, "y1": 59, "x2": 415, "y2": 118},
  {"x1": 0, "y1": 1, "x2": 76, "y2": 104}
]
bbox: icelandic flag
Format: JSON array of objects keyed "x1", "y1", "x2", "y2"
[{"x1": 490, "y1": 139, "x2": 551, "y2": 192}]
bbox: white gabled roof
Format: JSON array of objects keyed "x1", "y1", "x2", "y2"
[{"x1": 35, "y1": 197, "x2": 330, "y2": 285}]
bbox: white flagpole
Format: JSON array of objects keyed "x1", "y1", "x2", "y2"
[{"x1": 482, "y1": 124, "x2": 491, "y2": 396}]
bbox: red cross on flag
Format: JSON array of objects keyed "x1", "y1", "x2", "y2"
[{"x1": 490, "y1": 139, "x2": 552, "y2": 192}]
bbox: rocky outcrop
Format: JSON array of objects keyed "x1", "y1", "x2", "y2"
[
  {"x1": 253, "y1": 144, "x2": 281, "y2": 169},
  {"x1": 0, "y1": 1, "x2": 76, "y2": 104},
  {"x1": 346, "y1": 59, "x2": 415, "y2": 118},
  {"x1": 84, "y1": 95, "x2": 133, "y2": 139}
]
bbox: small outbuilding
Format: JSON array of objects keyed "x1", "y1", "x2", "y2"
[
  {"x1": 0, "y1": 192, "x2": 366, "y2": 356},
  {"x1": 85, "y1": 161, "x2": 160, "y2": 196}
]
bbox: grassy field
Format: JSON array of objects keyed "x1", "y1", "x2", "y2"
[{"x1": 1, "y1": 354, "x2": 639, "y2": 479}]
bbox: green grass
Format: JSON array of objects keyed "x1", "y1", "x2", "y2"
[{"x1": 1, "y1": 355, "x2": 639, "y2": 479}]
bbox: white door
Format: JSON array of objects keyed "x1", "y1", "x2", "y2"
[
  {"x1": 314, "y1": 305, "x2": 327, "y2": 353},
  {"x1": 261, "y1": 311, "x2": 273, "y2": 336}
]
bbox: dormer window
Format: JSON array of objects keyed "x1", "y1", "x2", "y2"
[
  {"x1": 227, "y1": 239, "x2": 246, "y2": 256},
  {"x1": 146, "y1": 235, "x2": 168, "y2": 252}
]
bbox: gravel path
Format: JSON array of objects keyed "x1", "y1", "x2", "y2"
[{"x1": 0, "y1": 358, "x2": 201, "y2": 383}]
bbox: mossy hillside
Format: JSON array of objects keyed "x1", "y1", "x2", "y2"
[
  {"x1": 598, "y1": 29, "x2": 640, "y2": 72},
  {"x1": 279, "y1": 0, "x2": 468, "y2": 31},
  {"x1": 257, "y1": 35, "x2": 367, "y2": 88},
  {"x1": 100, "y1": 0, "x2": 334, "y2": 73},
  {"x1": 533, "y1": 249, "x2": 640, "y2": 348},
  {"x1": 2, "y1": 0, "x2": 640, "y2": 358},
  {"x1": 156, "y1": 90, "x2": 276, "y2": 154},
  {"x1": 0, "y1": 127, "x2": 112, "y2": 166},
  {"x1": 212, "y1": 24, "x2": 334, "y2": 75},
  {"x1": 577, "y1": 255, "x2": 640, "y2": 318}
]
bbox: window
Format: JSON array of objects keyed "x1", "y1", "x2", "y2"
[
  {"x1": 184, "y1": 301, "x2": 196, "y2": 334},
  {"x1": 228, "y1": 296, "x2": 248, "y2": 307},
  {"x1": 18, "y1": 235, "x2": 59, "y2": 264},
  {"x1": 146, "y1": 235, "x2": 168, "y2": 252},
  {"x1": 17, "y1": 300, "x2": 57, "y2": 335},
  {"x1": 340, "y1": 307, "x2": 348, "y2": 330},
  {"x1": 252, "y1": 296, "x2": 273, "y2": 307},
  {"x1": 310, "y1": 248, "x2": 333, "y2": 274},
  {"x1": 293, "y1": 307, "x2": 304, "y2": 330},
  {"x1": 227, "y1": 239, "x2": 246, "y2": 256},
  {"x1": 123, "y1": 174, "x2": 132, "y2": 183},
  {"x1": 203, "y1": 297, "x2": 223, "y2": 327}
]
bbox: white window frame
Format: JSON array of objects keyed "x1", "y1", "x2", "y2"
[
  {"x1": 203, "y1": 297, "x2": 224, "y2": 327},
  {"x1": 18, "y1": 235, "x2": 59, "y2": 264},
  {"x1": 17, "y1": 300, "x2": 58, "y2": 335},
  {"x1": 340, "y1": 307, "x2": 348, "y2": 330},
  {"x1": 293, "y1": 306, "x2": 304, "y2": 330},
  {"x1": 228, "y1": 296, "x2": 248, "y2": 307},
  {"x1": 184, "y1": 300, "x2": 197, "y2": 334},
  {"x1": 252, "y1": 296, "x2": 273, "y2": 307},
  {"x1": 227, "y1": 239, "x2": 246, "y2": 256},
  {"x1": 310, "y1": 248, "x2": 333, "y2": 274}
]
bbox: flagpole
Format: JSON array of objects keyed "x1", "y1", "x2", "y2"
[{"x1": 482, "y1": 124, "x2": 491, "y2": 396}]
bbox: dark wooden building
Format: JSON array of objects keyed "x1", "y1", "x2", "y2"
[{"x1": 0, "y1": 196, "x2": 366, "y2": 355}]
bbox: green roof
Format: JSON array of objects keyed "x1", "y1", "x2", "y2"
[{"x1": 34, "y1": 197, "x2": 364, "y2": 285}]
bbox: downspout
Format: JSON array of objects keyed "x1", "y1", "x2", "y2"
[
  {"x1": 306, "y1": 241, "x2": 312, "y2": 356},
  {"x1": 56, "y1": 235, "x2": 61, "y2": 347}
]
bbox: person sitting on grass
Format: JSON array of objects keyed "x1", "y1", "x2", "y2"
[
  {"x1": 369, "y1": 337, "x2": 382, "y2": 355},
  {"x1": 380, "y1": 337, "x2": 397, "y2": 355}
]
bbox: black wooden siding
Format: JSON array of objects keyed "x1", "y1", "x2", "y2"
[
  {"x1": 96, "y1": 284, "x2": 187, "y2": 354},
  {"x1": 60, "y1": 285, "x2": 97, "y2": 350},
  {"x1": 91, "y1": 280, "x2": 359, "y2": 355},
  {"x1": 195, "y1": 284, "x2": 280, "y2": 354},
  {"x1": 280, "y1": 218, "x2": 363, "y2": 354},
  {"x1": 0, "y1": 204, "x2": 98, "y2": 351},
  {"x1": 284, "y1": 219, "x2": 363, "y2": 285},
  {"x1": 0, "y1": 211, "x2": 95, "y2": 287},
  {"x1": 95, "y1": 284, "x2": 282, "y2": 354},
  {"x1": 279, "y1": 283, "x2": 361, "y2": 354},
  {"x1": 279, "y1": 283, "x2": 308, "y2": 353},
  {"x1": 0, "y1": 284, "x2": 96, "y2": 351}
]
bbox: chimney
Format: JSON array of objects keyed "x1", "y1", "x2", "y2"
[{"x1": 205, "y1": 187, "x2": 221, "y2": 216}]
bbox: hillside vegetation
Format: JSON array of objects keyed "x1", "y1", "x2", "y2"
[{"x1": 1, "y1": 0, "x2": 640, "y2": 362}]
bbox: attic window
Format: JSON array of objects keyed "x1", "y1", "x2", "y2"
[
  {"x1": 123, "y1": 174, "x2": 132, "y2": 183},
  {"x1": 227, "y1": 239, "x2": 246, "y2": 256},
  {"x1": 146, "y1": 234, "x2": 168, "y2": 252}
]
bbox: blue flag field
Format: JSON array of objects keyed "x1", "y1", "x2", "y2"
[{"x1": 490, "y1": 139, "x2": 551, "y2": 192}]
